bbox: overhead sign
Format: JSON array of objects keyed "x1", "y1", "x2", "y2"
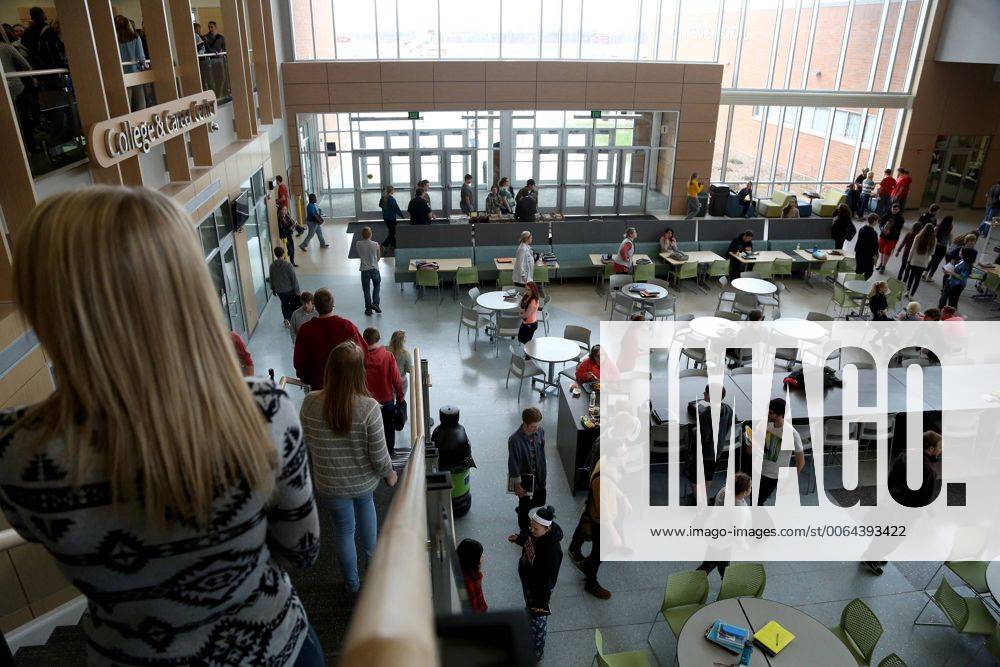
[
  {"x1": 590, "y1": 110, "x2": 602, "y2": 119},
  {"x1": 89, "y1": 91, "x2": 218, "y2": 167},
  {"x1": 408, "y1": 111, "x2": 420, "y2": 120}
]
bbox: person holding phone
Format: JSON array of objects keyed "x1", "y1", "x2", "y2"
[{"x1": 507, "y1": 407, "x2": 546, "y2": 532}]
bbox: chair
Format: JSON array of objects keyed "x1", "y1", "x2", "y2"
[
  {"x1": 828, "y1": 598, "x2": 883, "y2": 666},
  {"x1": 497, "y1": 270, "x2": 514, "y2": 289},
  {"x1": 646, "y1": 278, "x2": 671, "y2": 291},
  {"x1": 772, "y1": 257, "x2": 793, "y2": 282},
  {"x1": 633, "y1": 262, "x2": 655, "y2": 283},
  {"x1": 716, "y1": 276, "x2": 736, "y2": 311},
  {"x1": 415, "y1": 268, "x2": 443, "y2": 303},
  {"x1": 457, "y1": 304, "x2": 488, "y2": 350},
  {"x1": 707, "y1": 259, "x2": 728, "y2": 280},
  {"x1": 564, "y1": 325, "x2": 592, "y2": 360},
  {"x1": 886, "y1": 277, "x2": 905, "y2": 309},
  {"x1": 495, "y1": 314, "x2": 521, "y2": 357},
  {"x1": 986, "y1": 624, "x2": 1000, "y2": 662},
  {"x1": 672, "y1": 261, "x2": 699, "y2": 289},
  {"x1": 914, "y1": 578, "x2": 995, "y2": 637},
  {"x1": 506, "y1": 349, "x2": 544, "y2": 404},
  {"x1": 593, "y1": 629, "x2": 649, "y2": 667},
  {"x1": 809, "y1": 259, "x2": 840, "y2": 286},
  {"x1": 876, "y1": 653, "x2": 907, "y2": 667},
  {"x1": 538, "y1": 293, "x2": 552, "y2": 335},
  {"x1": 812, "y1": 187, "x2": 847, "y2": 216},
  {"x1": 806, "y1": 311, "x2": 834, "y2": 321},
  {"x1": 756, "y1": 190, "x2": 797, "y2": 217},
  {"x1": 648, "y1": 296, "x2": 677, "y2": 321},
  {"x1": 757, "y1": 282, "x2": 784, "y2": 318},
  {"x1": 606, "y1": 274, "x2": 633, "y2": 309},
  {"x1": 645, "y1": 570, "x2": 709, "y2": 646},
  {"x1": 717, "y1": 563, "x2": 766, "y2": 600},
  {"x1": 714, "y1": 310, "x2": 741, "y2": 321},
  {"x1": 830, "y1": 283, "x2": 860, "y2": 318},
  {"x1": 732, "y1": 291, "x2": 759, "y2": 318},
  {"x1": 610, "y1": 292, "x2": 636, "y2": 320},
  {"x1": 598, "y1": 260, "x2": 616, "y2": 288},
  {"x1": 740, "y1": 271, "x2": 762, "y2": 279},
  {"x1": 839, "y1": 256, "x2": 856, "y2": 274},
  {"x1": 533, "y1": 265, "x2": 551, "y2": 286},
  {"x1": 453, "y1": 266, "x2": 479, "y2": 299},
  {"x1": 466, "y1": 287, "x2": 492, "y2": 316},
  {"x1": 754, "y1": 261, "x2": 774, "y2": 279}
]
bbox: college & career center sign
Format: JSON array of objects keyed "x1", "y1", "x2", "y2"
[{"x1": 88, "y1": 91, "x2": 218, "y2": 168}]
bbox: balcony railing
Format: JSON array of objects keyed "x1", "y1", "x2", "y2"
[
  {"x1": 199, "y1": 52, "x2": 232, "y2": 104},
  {"x1": 3, "y1": 69, "x2": 87, "y2": 178}
]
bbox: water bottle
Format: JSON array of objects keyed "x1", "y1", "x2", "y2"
[
  {"x1": 739, "y1": 639, "x2": 754, "y2": 666},
  {"x1": 795, "y1": 242, "x2": 801, "y2": 251}
]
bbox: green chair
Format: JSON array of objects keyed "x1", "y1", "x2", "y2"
[
  {"x1": 812, "y1": 187, "x2": 847, "y2": 216},
  {"x1": 415, "y1": 267, "x2": 443, "y2": 303},
  {"x1": 986, "y1": 623, "x2": 1000, "y2": 661},
  {"x1": 533, "y1": 265, "x2": 551, "y2": 286},
  {"x1": 839, "y1": 257, "x2": 856, "y2": 274},
  {"x1": 633, "y1": 262, "x2": 655, "y2": 283},
  {"x1": 453, "y1": 266, "x2": 479, "y2": 299},
  {"x1": 876, "y1": 653, "x2": 907, "y2": 667},
  {"x1": 672, "y1": 262, "x2": 699, "y2": 290},
  {"x1": 598, "y1": 261, "x2": 616, "y2": 288},
  {"x1": 810, "y1": 259, "x2": 840, "y2": 286},
  {"x1": 772, "y1": 257, "x2": 793, "y2": 282},
  {"x1": 756, "y1": 190, "x2": 797, "y2": 217},
  {"x1": 717, "y1": 563, "x2": 766, "y2": 600},
  {"x1": 830, "y1": 283, "x2": 863, "y2": 318},
  {"x1": 754, "y1": 261, "x2": 774, "y2": 279},
  {"x1": 707, "y1": 259, "x2": 729, "y2": 280},
  {"x1": 593, "y1": 629, "x2": 649, "y2": 667},
  {"x1": 828, "y1": 598, "x2": 883, "y2": 666},
  {"x1": 497, "y1": 270, "x2": 514, "y2": 289},
  {"x1": 915, "y1": 578, "x2": 996, "y2": 636},
  {"x1": 645, "y1": 570, "x2": 708, "y2": 646}
]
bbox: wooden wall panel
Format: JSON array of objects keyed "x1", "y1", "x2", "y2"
[
  {"x1": 221, "y1": 0, "x2": 253, "y2": 140},
  {"x1": 167, "y1": 0, "x2": 213, "y2": 167}
]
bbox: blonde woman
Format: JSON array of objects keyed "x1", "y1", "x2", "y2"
[
  {"x1": 387, "y1": 330, "x2": 412, "y2": 396},
  {"x1": 512, "y1": 230, "x2": 534, "y2": 286},
  {"x1": 300, "y1": 341, "x2": 397, "y2": 594},
  {"x1": 0, "y1": 187, "x2": 322, "y2": 665}
]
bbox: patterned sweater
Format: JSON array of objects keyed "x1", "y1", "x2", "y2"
[{"x1": 0, "y1": 379, "x2": 320, "y2": 666}]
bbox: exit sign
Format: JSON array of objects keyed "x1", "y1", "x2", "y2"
[
  {"x1": 408, "y1": 111, "x2": 420, "y2": 120},
  {"x1": 590, "y1": 110, "x2": 602, "y2": 119}
]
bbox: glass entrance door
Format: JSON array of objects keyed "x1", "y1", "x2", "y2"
[
  {"x1": 591, "y1": 149, "x2": 620, "y2": 214},
  {"x1": 922, "y1": 135, "x2": 992, "y2": 209},
  {"x1": 416, "y1": 151, "x2": 444, "y2": 215},
  {"x1": 563, "y1": 149, "x2": 589, "y2": 214},
  {"x1": 620, "y1": 149, "x2": 649, "y2": 213},
  {"x1": 446, "y1": 149, "x2": 474, "y2": 214},
  {"x1": 354, "y1": 151, "x2": 385, "y2": 218}
]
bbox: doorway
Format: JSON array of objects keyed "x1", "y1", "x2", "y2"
[
  {"x1": 352, "y1": 148, "x2": 476, "y2": 219},
  {"x1": 921, "y1": 135, "x2": 991, "y2": 209}
]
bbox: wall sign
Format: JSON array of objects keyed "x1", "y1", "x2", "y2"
[{"x1": 88, "y1": 91, "x2": 218, "y2": 168}]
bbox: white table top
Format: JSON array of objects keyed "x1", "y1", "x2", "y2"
[
  {"x1": 407, "y1": 258, "x2": 473, "y2": 271},
  {"x1": 689, "y1": 316, "x2": 740, "y2": 339},
  {"x1": 732, "y1": 277, "x2": 777, "y2": 295},
  {"x1": 844, "y1": 280, "x2": 871, "y2": 295},
  {"x1": 589, "y1": 253, "x2": 652, "y2": 267},
  {"x1": 987, "y1": 561, "x2": 1000, "y2": 600},
  {"x1": 476, "y1": 290, "x2": 520, "y2": 311},
  {"x1": 773, "y1": 318, "x2": 826, "y2": 341},
  {"x1": 740, "y1": 597, "x2": 856, "y2": 667},
  {"x1": 677, "y1": 599, "x2": 769, "y2": 667},
  {"x1": 730, "y1": 250, "x2": 793, "y2": 264},
  {"x1": 621, "y1": 282, "x2": 668, "y2": 301},
  {"x1": 524, "y1": 337, "x2": 582, "y2": 364},
  {"x1": 659, "y1": 250, "x2": 726, "y2": 266},
  {"x1": 795, "y1": 248, "x2": 856, "y2": 262}
]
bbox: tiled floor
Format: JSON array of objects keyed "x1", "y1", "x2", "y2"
[{"x1": 248, "y1": 210, "x2": 999, "y2": 666}]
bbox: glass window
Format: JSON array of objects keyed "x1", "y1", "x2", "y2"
[
  {"x1": 375, "y1": 0, "x2": 399, "y2": 58},
  {"x1": 502, "y1": 0, "x2": 542, "y2": 58},
  {"x1": 676, "y1": 0, "x2": 721, "y2": 62},
  {"x1": 199, "y1": 216, "x2": 219, "y2": 258},
  {"x1": 291, "y1": 0, "x2": 316, "y2": 59},
  {"x1": 581, "y1": 0, "x2": 639, "y2": 60},
  {"x1": 310, "y1": 0, "x2": 336, "y2": 59},
  {"x1": 636, "y1": 0, "x2": 659, "y2": 60},
  {"x1": 398, "y1": 0, "x2": 439, "y2": 58},
  {"x1": 805, "y1": 0, "x2": 848, "y2": 91},
  {"x1": 441, "y1": 0, "x2": 499, "y2": 58},
  {"x1": 560, "y1": 0, "x2": 583, "y2": 58},
  {"x1": 657, "y1": 0, "x2": 679, "y2": 59},
  {"x1": 541, "y1": 0, "x2": 562, "y2": 58},
  {"x1": 736, "y1": 3, "x2": 779, "y2": 88},
  {"x1": 334, "y1": 0, "x2": 377, "y2": 58},
  {"x1": 717, "y1": 0, "x2": 742, "y2": 86}
]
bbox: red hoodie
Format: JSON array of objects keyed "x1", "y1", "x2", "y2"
[
  {"x1": 293, "y1": 315, "x2": 367, "y2": 389},
  {"x1": 364, "y1": 345, "x2": 404, "y2": 404},
  {"x1": 893, "y1": 174, "x2": 912, "y2": 199}
]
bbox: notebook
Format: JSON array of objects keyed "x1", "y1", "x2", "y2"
[
  {"x1": 496, "y1": 257, "x2": 514, "y2": 264},
  {"x1": 705, "y1": 619, "x2": 749, "y2": 654},
  {"x1": 752, "y1": 620, "x2": 795, "y2": 656}
]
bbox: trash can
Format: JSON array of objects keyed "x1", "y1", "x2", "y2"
[
  {"x1": 430, "y1": 406, "x2": 476, "y2": 517},
  {"x1": 708, "y1": 184, "x2": 731, "y2": 217}
]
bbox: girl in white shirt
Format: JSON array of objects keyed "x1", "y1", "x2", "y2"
[
  {"x1": 512, "y1": 231, "x2": 534, "y2": 286},
  {"x1": 613, "y1": 227, "x2": 638, "y2": 274}
]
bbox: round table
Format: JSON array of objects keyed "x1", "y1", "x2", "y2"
[
  {"x1": 524, "y1": 337, "x2": 582, "y2": 396},
  {"x1": 678, "y1": 597, "x2": 856, "y2": 666},
  {"x1": 476, "y1": 290, "x2": 521, "y2": 312},
  {"x1": 732, "y1": 277, "x2": 777, "y2": 295},
  {"x1": 621, "y1": 282, "x2": 668, "y2": 301},
  {"x1": 987, "y1": 561, "x2": 1000, "y2": 600},
  {"x1": 773, "y1": 318, "x2": 826, "y2": 341},
  {"x1": 689, "y1": 316, "x2": 739, "y2": 339},
  {"x1": 844, "y1": 280, "x2": 871, "y2": 295}
]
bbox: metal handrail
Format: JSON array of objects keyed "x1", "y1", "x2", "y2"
[
  {"x1": 0, "y1": 528, "x2": 26, "y2": 552},
  {"x1": 3, "y1": 68, "x2": 69, "y2": 79},
  {"x1": 339, "y1": 348, "x2": 436, "y2": 667}
]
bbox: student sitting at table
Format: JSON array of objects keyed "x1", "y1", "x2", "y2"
[
  {"x1": 659, "y1": 227, "x2": 678, "y2": 253},
  {"x1": 575, "y1": 345, "x2": 602, "y2": 383},
  {"x1": 736, "y1": 182, "x2": 754, "y2": 218},
  {"x1": 726, "y1": 230, "x2": 754, "y2": 279},
  {"x1": 612, "y1": 227, "x2": 637, "y2": 274}
]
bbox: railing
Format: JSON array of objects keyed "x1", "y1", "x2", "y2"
[
  {"x1": 2, "y1": 69, "x2": 87, "y2": 178},
  {"x1": 340, "y1": 348, "x2": 437, "y2": 667},
  {"x1": 198, "y1": 52, "x2": 232, "y2": 104}
]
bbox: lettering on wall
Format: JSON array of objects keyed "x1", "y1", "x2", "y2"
[{"x1": 88, "y1": 91, "x2": 218, "y2": 167}]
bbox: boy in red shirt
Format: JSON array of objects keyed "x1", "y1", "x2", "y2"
[
  {"x1": 293, "y1": 288, "x2": 366, "y2": 389},
  {"x1": 362, "y1": 327, "x2": 405, "y2": 457},
  {"x1": 876, "y1": 168, "x2": 896, "y2": 217},
  {"x1": 892, "y1": 167, "x2": 912, "y2": 211}
]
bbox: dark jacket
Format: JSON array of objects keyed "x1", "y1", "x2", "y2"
[
  {"x1": 855, "y1": 225, "x2": 879, "y2": 258},
  {"x1": 407, "y1": 196, "x2": 432, "y2": 224},
  {"x1": 831, "y1": 217, "x2": 856, "y2": 244},
  {"x1": 879, "y1": 213, "x2": 904, "y2": 241},
  {"x1": 516, "y1": 522, "x2": 564, "y2": 612},
  {"x1": 515, "y1": 195, "x2": 537, "y2": 222},
  {"x1": 507, "y1": 426, "x2": 546, "y2": 490},
  {"x1": 204, "y1": 32, "x2": 226, "y2": 54},
  {"x1": 688, "y1": 400, "x2": 734, "y2": 482},
  {"x1": 379, "y1": 195, "x2": 403, "y2": 222}
]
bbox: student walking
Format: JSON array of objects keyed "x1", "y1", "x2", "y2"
[
  {"x1": 859, "y1": 169, "x2": 876, "y2": 219},
  {"x1": 903, "y1": 224, "x2": 935, "y2": 297},
  {"x1": 831, "y1": 203, "x2": 856, "y2": 250},
  {"x1": 685, "y1": 172, "x2": 703, "y2": 219},
  {"x1": 300, "y1": 341, "x2": 397, "y2": 594},
  {"x1": 300, "y1": 193, "x2": 329, "y2": 251},
  {"x1": 696, "y1": 472, "x2": 752, "y2": 578},
  {"x1": 876, "y1": 202, "x2": 904, "y2": 273},
  {"x1": 457, "y1": 539, "x2": 488, "y2": 612},
  {"x1": 938, "y1": 248, "x2": 975, "y2": 309},
  {"x1": 855, "y1": 214, "x2": 880, "y2": 279},
  {"x1": 460, "y1": 173, "x2": 475, "y2": 214},
  {"x1": 289, "y1": 291, "x2": 317, "y2": 342},
  {"x1": 568, "y1": 461, "x2": 613, "y2": 600},
  {"x1": 293, "y1": 288, "x2": 367, "y2": 390},
  {"x1": 387, "y1": 330, "x2": 412, "y2": 396},
  {"x1": 924, "y1": 215, "x2": 954, "y2": 281},
  {"x1": 277, "y1": 204, "x2": 300, "y2": 266},
  {"x1": 512, "y1": 230, "x2": 534, "y2": 286},
  {"x1": 378, "y1": 185, "x2": 403, "y2": 252},
  {"x1": 509, "y1": 506, "x2": 563, "y2": 662},
  {"x1": 875, "y1": 168, "x2": 896, "y2": 217},
  {"x1": 361, "y1": 328, "x2": 405, "y2": 458},
  {"x1": 508, "y1": 407, "x2": 547, "y2": 532},
  {"x1": 747, "y1": 398, "x2": 805, "y2": 505},
  {"x1": 356, "y1": 226, "x2": 381, "y2": 316},
  {"x1": 268, "y1": 246, "x2": 300, "y2": 327},
  {"x1": 517, "y1": 282, "x2": 540, "y2": 346}
]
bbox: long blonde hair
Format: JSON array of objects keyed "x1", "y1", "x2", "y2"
[
  {"x1": 387, "y1": 330, "x2": 407, "y2": 356},
  {"x1": 11, "y1": 186, "x2": 276, "y2": 528},
  {"x1": 321, "y1": 341, "x2": 371, "y2": 435}
]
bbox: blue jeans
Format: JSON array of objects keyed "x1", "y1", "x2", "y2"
[
  {"x1": 859, "y1": 192, "x2": 872, "y2": 216},
  {"x1": 361, "y1": 268, "x2": 381, "y2": 310},
  {"x1": 318, "y1": 493, "x2": 377, "y2": 592},
  {"x1": 292, "y1": 625, "x2": 324, "y2": 667},
  {"x1": 301, "y1": 221, "x2": 327, "y2": 249},
  {"x1": 981, "y1": 206, "x2": 999, "y2": 236}
]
